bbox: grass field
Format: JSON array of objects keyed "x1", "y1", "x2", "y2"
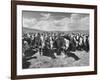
[{"x1": 27, "y1": 51, "x2": 89, "y2": 68}]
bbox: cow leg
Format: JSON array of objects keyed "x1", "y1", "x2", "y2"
[
  {"x1": 48, "y1": 49, "x2": 56, "y2": 59},
  {"x1": 56, "y1": 48, "x2": 62, "y2": 55},
  {"x1": 68, "y1": 52, "x2": 80, "y2": 60},
  {"x1": 50, "y1": 53, "x2": 56, "y2": 59},
  {"x1": 65, "y1": 51, "x2": 80, "y2": 61},
  {"x1": 39, "y1": 47, "x2": 42, "y2": 56}
]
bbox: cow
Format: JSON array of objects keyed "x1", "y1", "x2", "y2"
[
  {"x1": 53, "y1": 36, "x2": 80, "y2": 60},
  {"x1": 83, "y1": 35, "x2": 89, "y2": 52},
  {"x1": 22, "y1": 32, "x2": 90, "y2": 61},
  {"x1": 53, "y1": 36, "x2": 66, "y2": 55},
  {"x1": 22, "y1": 47, "x2": 38, "y2": 69}
]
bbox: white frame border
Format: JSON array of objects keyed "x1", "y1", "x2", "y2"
[{"x1": 17, "y1": 5, "x2": 94, "y2": 75}]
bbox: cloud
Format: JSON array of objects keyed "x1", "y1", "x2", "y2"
[
  {"x1": 23, "y1": 18, "x2": 37, "y2": 27},
  {"x1": 80, "y1": 16, "x2": 89, "y2": 30},
  {"x1": 53, "y1": 17, "x2": 70, "y2": 26},
  {"x1": 31, "y1": 17, "x2": 70, "y2": 31},
  {"x1": 23, "y1": 13, "x2": 89, "y2": 31},
  {"x1": 69, "y1": 14, "x2": 89, "y2": 31},
  {"x1": 40, "y1": 13, "x2": 51, "y2": 20}
]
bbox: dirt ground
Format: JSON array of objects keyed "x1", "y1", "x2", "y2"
[{"x1": 27, "y1": 51, "x2": 89, "y2": 68}]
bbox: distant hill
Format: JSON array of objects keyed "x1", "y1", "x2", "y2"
[
  {"x1": 22, "y1": 27, "x2": 89, "y2": 34},
  {"x1": 22, "y1": 27, "x2": 44, "y2": 33}
]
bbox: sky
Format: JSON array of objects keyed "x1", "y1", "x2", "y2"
[{"x1": 22, "y1": 11, "x2": 89, "y2": 31}]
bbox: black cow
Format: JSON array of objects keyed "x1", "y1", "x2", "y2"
[
  {"x1": 22, "y1": 47, "x2": 38, "y2": 69},
  {"x1": 53, "y1": 36, "x2": 80, "y2": 60},
  {"x1": 53, "y1": 36, "x2": 66, "y2": 55},
  {"x1": 83, "y1": 36, "x2": 89, "y2": 52}
]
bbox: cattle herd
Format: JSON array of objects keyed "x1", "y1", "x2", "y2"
[{"x1": 22, "y1": 31, "x2": 89, "y2": 68}]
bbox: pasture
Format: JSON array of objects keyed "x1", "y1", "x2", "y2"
[
  {"x1": 22, "y1": 27, "x2": 89, "y2": 69},
  {"x1": 26, "y1": 51, "x2": 89, "y2": 68}
]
